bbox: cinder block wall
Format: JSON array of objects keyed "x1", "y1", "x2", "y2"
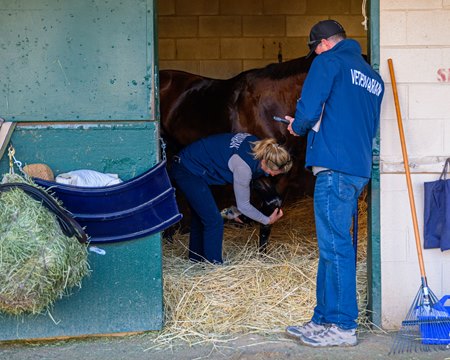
[
  {"x1": 158, "y1": 0, "x2": 367, "y2": 78},
  {"x1": 379, "y1": 0, "x2": 450, "y2": 328}
]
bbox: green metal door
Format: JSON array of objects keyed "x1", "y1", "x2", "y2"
[
  {"x1": 368, "y1": 0, "x2": 382, "y2": 327},
  {"x1": 0, "y1": 0, "x2": 164, "y2": 340},
  {"x1": 0, "y1": 0, "x2": 156, "y2": 121}
]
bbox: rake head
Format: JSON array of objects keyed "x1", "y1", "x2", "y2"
[{"x1": 389, "y1": 285, "x2": 450, "y2": 354}]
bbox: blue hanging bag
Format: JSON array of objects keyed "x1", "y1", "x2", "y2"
[{"x1": 424, "y1": 158, "x2": 450, "y2": 251}]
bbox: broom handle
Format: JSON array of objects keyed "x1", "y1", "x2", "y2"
[{"x1": 387, "y1": 58, "x2": 427, "y2": 279}]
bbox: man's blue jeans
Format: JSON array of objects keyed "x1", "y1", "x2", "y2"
[
  {"x1": 170, "y1": 161, "x2": 224, "y2": 264},
  {"x1": 311, "y1": 170, "x2": 369, "y2": 330}
]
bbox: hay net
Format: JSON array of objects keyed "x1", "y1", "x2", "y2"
[{"x1": 0, "y1": 173, "x2": 90, "y2": 315}]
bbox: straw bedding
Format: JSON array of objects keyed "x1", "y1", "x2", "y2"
[
  {"x1": 0, "y1": 174, "x2": 89, "y2": 315},
  {"x1": 155, "y1": 196, "x2": 369, "y2": 347}
]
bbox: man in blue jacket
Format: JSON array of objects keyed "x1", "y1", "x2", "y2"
[{"x1": 284, "y1": 20, "x2": 384, "y2": 347}]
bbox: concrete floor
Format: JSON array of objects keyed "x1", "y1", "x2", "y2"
[{"x1": 1, "y1": 331, "x2": 449, "y2": 360}]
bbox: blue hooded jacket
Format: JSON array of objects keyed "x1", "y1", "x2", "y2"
[{"x1": 292, "y1": 39, "x2": 384, "y2": 178}]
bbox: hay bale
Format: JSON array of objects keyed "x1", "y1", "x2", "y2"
[
  {"x1": 23, "y1": 163, "x2": 55, "y2": 181},
  {"x1": 0, "y1": 174, "x2": 89, "y2": 315},
  {"x1": 153, "y1": 197, "x2": 369, "y2": 347}
]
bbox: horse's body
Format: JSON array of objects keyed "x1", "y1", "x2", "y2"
[{"x1": 159, "y1": 55, "x2": 316, "y2": 248}]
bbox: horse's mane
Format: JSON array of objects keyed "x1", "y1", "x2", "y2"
[
  {"x1": 233, "y1": 53, "x2": 368, "y2": 81},
  {"x1": 233, "y1": 55, "x2": 314, "y2": 81}
]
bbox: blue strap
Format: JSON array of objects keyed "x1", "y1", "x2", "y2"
[{"x1": 439, "y1": 158, "x2": 450, "y2": 180}]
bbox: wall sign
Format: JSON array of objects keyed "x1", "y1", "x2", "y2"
[{"x1": 437, "y1": 68, "x2": 450, "y2": 82}]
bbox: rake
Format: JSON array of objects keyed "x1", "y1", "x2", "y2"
[{"x1": 388, "y1": 58, "x2": 450, "y2": 354}]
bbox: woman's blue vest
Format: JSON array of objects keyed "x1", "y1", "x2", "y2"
[{"x1": 178, "y1": 133, "x2": 264, "y2": 185}]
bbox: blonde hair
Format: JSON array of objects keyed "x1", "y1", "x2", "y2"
[{"x1": 251, "y1": 138, "x2": 292, "y2": 173}]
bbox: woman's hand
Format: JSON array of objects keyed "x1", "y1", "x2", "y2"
[
  {"x1": 233, "y1": 216, "x2": 244, "y2": 224},
  {"x1": 268, "y1": 208, "x2": 283, "y2": 224}
]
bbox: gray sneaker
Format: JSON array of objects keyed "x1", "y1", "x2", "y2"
[
  {"x1": 286, "y1": 321, "x2": 329, "y2": 339},
  {"x1": 299, "y1": 324, "x2": 357, "y2": 347}
]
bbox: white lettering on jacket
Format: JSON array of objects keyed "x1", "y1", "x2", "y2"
[
  {"x1": 229, "y1": 133, "x2": 250, "y2": 149},
  {"x1": 350, "y1": 69, "x2": 382, "y2": 96}
]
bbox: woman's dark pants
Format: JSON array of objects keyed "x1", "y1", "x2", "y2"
[{"x1": 170, "y1": 161, "x2": 224, "y2": 264}]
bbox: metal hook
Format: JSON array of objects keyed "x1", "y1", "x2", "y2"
[
  {"x1": 160, "y1": 137, "x2": 167, "y2": 161},
  {"x1": 7, "y1": 144, "x2": 25, "y2": 176}
]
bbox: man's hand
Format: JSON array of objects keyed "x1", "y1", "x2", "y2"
[
  {"x1": 285, "y1": 116, "x2": 299, "y2": 136},
  {"x1": 268, "y1": 208, "x2": 284, "y2": 224}
]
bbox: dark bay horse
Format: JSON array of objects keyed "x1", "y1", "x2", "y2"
[{"x1": 159, "y1": 55, "x2": 316, "y2": 249}]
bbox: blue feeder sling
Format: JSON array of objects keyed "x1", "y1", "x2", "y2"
[{"x1": 34, "y1": 160, "x2": 182, "y2": 243}]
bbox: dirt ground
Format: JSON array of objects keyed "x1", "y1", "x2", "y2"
[{"x1": 1, "y1": 331, "x2": 450, "y2": 360}]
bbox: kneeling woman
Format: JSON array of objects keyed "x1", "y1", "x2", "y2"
[{"x1": 170, "y1": 132, "x2": 292, "y2": 264}]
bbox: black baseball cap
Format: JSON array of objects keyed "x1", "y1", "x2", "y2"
[{"x1": 306, "y1": 20, "x2": 346, "y2": 58}]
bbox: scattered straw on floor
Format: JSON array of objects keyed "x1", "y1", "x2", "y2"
[{"x1": 152, "y1": 197, "x2": 369, "y2": 348}]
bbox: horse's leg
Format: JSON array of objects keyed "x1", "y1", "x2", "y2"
[
  {"x1": 259, "y1": 224, "x2": 272, "y2": 253},
  {"x1": 251, "y1": 177, "x2": 282, "y2": 253},
  {"x1": 163, "y1": 227, "x2": 175, "y2": 243}
]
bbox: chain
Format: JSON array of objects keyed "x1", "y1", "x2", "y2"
[
  {"x1": 361, "y1": 0, "x2": 368, "y2": 31},
  {"x1": 160, "y1": 137, "x2": 167, "y2": 161}
]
